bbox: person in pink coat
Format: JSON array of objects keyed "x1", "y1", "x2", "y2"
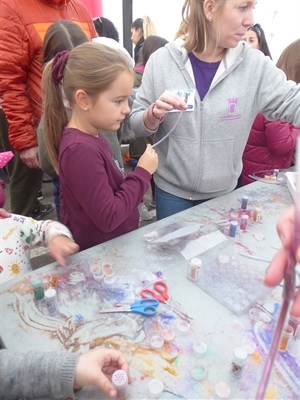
[{"x1": 241, "y1": 33, "x2": 300, "y2": 186}]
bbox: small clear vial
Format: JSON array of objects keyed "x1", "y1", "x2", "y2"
[
  {"x1": 31, "y1": 277, "x2": 44, "y2": 301},
  {"x1": 240, "y1": 214, "x2": 249, "y2": 230},
  {"x1": 229, "y1": 220, "x2": 238, "y2": 237},
  {"x1": 230, "y1": 347, "x2": 248, "y2": 378},
  {"x1": 241, "y1": 195, "x2": 249, "y2": 210},
  {"x1": 44, "y1": 288, "x2": 59, "y2": 316},
  {"x1": 252, "y1": 207, "x2": 262, "y2": 222},
  {"x1": 187, "y1": 257, "x2": 202, "y2": 282},
  {"x1": 278, "y1": 325, "x2": 294, "y2": 351}
]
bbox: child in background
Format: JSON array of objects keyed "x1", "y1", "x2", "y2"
[
  {"x1": 42, "y1": 43, "x2": 158, "y2": 251},
  {"x1": 0, "y1": 151, "x2": 79, "y2": 284}
]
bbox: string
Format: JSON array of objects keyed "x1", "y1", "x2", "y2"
[{"x1": 152, "y1": 111, "x2": 184, "y2": 148}]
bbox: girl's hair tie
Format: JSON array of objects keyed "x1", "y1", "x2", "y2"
[{"x1": 51, "y1": 50, "x2": 70, "y2": 85}]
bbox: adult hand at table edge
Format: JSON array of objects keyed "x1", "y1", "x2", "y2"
[
  {"x1": 74, "y1": 348, "x2": 131, "y2": 397},
  {"x1": 0, "y1": 208, "x2": 11, "y2": 218},
  {"x1": 264, "y1": 206, "x2": 300, "y2": 317}
]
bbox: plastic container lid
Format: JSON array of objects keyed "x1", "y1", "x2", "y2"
[
  {"x1": 215, "y1": 382, "x2": 231, "y2": 399},
  {"x1": 112, "y1": 369, "x2": 128, "y2": 390},
  {"x1": 44, "y1": 288, "x2": 56, "y2": 299},
  {"x1": 232, "y1": 347, "x2": 248, "y2": 365},
  {"x1": 190, "y1": 257, "x2": 202, "y2": 267},
  {"x1": 176, "y1": 320, "x2": 190, "y2": 334},
  {"x1": 150, "y1": 335, "x2": 164, "y2": 351},
  {"x1": 191, "y1": 363, "x2": 206, "y2": 380},
  {"x1": 193, "y1": 340, "x2": 208, "y2": 357},
  {"x1": 148, "y1": 379, "x2": 164, "y2": 398}
]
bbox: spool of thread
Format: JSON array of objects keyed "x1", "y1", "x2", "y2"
[
  {"x1": 241, "y1": 195, "x2": 249, "y2": 210},
  {"x1": 112, "y1": 369, "x2": 128, "y2": 399},
  {"x1": 240, "y1": 214, "x2": 249, "y2": 230},
  {"x1": 45, "y1": 288, "x2": 59, "y2": 316},
  {"x1": 31, "y1": 277, "x2": 44, "y2": 301},
  {"x1": 278, "y1": 325, "x2": 294, "y2": 351},
  {"x1": 253, "y1": 207, "x2": 262, "y2": 222},
  {"x1": 229, "y1": 220, "x2": 238, "y2": 237}
]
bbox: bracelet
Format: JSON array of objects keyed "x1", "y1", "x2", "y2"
[
  {"x1": 151, "y1": 103, "x2": 161, "y2": 120},
  {"x1": 146, "y1": 103, "x2": 163, "y2": 127}
]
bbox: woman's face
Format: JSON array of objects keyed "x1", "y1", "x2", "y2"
[
  {"x1": 130, "y1": 27, "x2": 142, "y2": 45},
  {"x1": 243, "y1": 29, "x2": 259, "y2": 49},
  {"x1": 210, "y1": 0, "x2": 255, "y2": 49}
]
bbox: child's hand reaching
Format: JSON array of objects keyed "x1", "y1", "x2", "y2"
[
  {"x1": 74, "y1": 348, "x2": 131, "y2": 398},
  {"x1": 47, "y1": 235, "x2": 79, "y2": 267},
  {"x1": 137, "y1": 144, "x2": 158, "y2": 175}
]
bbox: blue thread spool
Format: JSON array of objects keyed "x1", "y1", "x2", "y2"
[
  {"x1": 229, "y1": 221, "x2": 238, "y2": 237},
  {"x1": 241, "y1": 195, "x2": 249, "y2": 210}
]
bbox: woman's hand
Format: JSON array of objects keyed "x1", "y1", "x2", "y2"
[{"x1": 264, "y1": 206, "x2": 300, "y2": 316}]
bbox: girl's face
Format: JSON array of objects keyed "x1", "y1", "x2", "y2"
[
  {"x1": 74, "y1": 70, "x2": 133, "y2": 136},
  {"x1": 209, "y1": 0, "x2": 255, "y2": 49},
  {"x1": 130, "y1": 27, "x2": 142, "y2": 45},
  {"x1": 243, "y1": 29, "x2": 259, "y2": 49}
]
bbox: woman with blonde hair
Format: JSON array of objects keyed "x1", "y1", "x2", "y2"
[
  {"x1": 130, "y1": 16, "x2": 156, "y2": 64},
  {"x1": 130, "y1": 0, "x2": 300, "y2": 220}
]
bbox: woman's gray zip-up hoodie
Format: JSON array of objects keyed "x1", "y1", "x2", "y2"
[{"x1": 130, "y1": 39, "x2": 300, "y2": 200}]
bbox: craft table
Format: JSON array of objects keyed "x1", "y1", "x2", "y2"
[{"x1": 1, "y1": 180, "x2": 299, "y2": 399}]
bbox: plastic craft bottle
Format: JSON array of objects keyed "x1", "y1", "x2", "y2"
[
  {"x1": 187, "y1": 257, "x2": 202, "y2": 282},
  {"x1": 240, "y1": 214, "x2": 249, "y2": 230},
  {"x1": 229, "y1": 220, "x2": 238, "y2": 237},
  {"x1": 288, "y1": 316, "x2": 300, "y2": 337},
  {"x1": 252, "y1": 207, "x2": 262, "y2": 222},
  {"x1": 45, "y1": 288, "x2": 59, "y2": 316},
  {"x1": 112, "y1": 370, "x2": 128, "y2": 399},
  {"x1": 278, "y1": 325, "x2": 294, "y2": 351},
  {"x1": 241, "y1": 195, "x2": 249, "y2": 210},
  {"x1": 230, "y1": 347, "x2": 248, "y2": 378},
  {"x1": 31, "y1": 277, "x2": 44, "y2": 301}
]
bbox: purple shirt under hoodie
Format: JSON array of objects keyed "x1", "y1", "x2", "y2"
[
  {"x1": 59, "y1": 128, "x2": 151, "y2": 250},
  {"x1": 189, "y1": 52, "x2": 220, "y2": 100}
]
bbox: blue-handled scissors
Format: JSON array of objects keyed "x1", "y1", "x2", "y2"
[{"x1": 99, "y1": 298, "x2": 159, "y2": 317}]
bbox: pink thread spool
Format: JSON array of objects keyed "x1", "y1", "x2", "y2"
[{"x1": 112, "y1": 369, "x2": 128, "y2": 399}]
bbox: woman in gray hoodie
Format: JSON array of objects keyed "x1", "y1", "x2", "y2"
[{"x1": 130, "y1": 0, "x2": 300, "y2": 220}]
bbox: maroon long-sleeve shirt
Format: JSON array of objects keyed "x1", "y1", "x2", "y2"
[{"x1": 59, "y1": 128, "x2": 151, "y2": 250}]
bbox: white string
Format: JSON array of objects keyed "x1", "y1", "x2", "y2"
[{"x1": 152, "y1": 111, "x2": 184, "y2": 148}]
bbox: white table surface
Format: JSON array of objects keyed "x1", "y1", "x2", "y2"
[{"x1": 1, "y1": 180, "x2": 299, "y2": 399}]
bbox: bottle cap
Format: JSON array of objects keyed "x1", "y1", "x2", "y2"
[
  {"x1": 241, "y1": 214, "x2": 249, "y2": 220},
  {"x1": 112, "y1": 369, "x2": 128, "y2": 390},
  {"x1": 230, "y1": 220, "x2": 238, "y2": 226},
  {"x1": 193, "y1": 340, "x2": 207, "y2": 357},
  {"x1": 148, "y1": 379, "x2": 164, "y2": 398},
  {"x1": 232, "y1": 347, "x2": 248, "y2": 364},
  {"x1": 31, "y1": 277, "x2": 42, "y2": 286},
  {"x1": 190, "y1": 257, "x2": 202, "y2": 267},
  {"x1": 44, "y1": 288, "x2": 56, "y2": 299},
  {"x1": 242, "y1": 195, "x2": 249, "y2": 200},
  {"x1": 215, "y1": 382, "x2": 231, "y2": 399}
]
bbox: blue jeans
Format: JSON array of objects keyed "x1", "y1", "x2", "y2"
[{"x1": 155, "y1": 186, "x2": 210, "y2": 220}]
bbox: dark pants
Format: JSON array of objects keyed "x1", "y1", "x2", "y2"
[{"x1": 0, "y1": 109, "x2": 43, "y2": 215}]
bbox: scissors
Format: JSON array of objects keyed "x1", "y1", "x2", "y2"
[
  {"x1": 140, "y1": 280, "x2": 192, "y2": 321},
  {"x1": 99, "y1": 298, "x2": 159, "y2": 317}
]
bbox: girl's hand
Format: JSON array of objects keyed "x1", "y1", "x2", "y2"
[
  {"x1": 264, "y1": 206, "x2": 300, "y2": 316},
  {"x1": 137, "y1": 144, "x2": 158, "y2": 175},
  {"x1": 47, "y1": 236, "x2": 79, "y2": 267},
  {"x1": 74, "y1": 349, "x2": 130, "y2": 398}
]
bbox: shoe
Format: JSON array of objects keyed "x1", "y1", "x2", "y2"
[
  {"x1": 149, "y1": 197, "x2": 156, "y2": 208},
  {"x1": 37, "y1": 190, "x2": 44, "y2": 201},
  {"x1": 138, "y1": 203, "x2": 153, "y2": 221},
  {"x1": 32, "y1": 201, "x2": 54, "y2": 220}
]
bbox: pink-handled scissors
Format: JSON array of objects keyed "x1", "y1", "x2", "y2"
[
  {"x1": 140, "y1": 280, "x2": 169, "y2": 303},
  {"x1": 140, "y1": 280, "x2": 192, "y2": 321}
]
